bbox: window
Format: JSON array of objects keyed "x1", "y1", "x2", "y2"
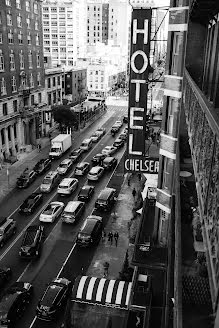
[
  {"x1": 34, "y1": 3, "x2": 38, "y2": 14},
  {"x1": 30, "y1": 73, "x2": 34, "y2": 88},
  {"x1": 36, "y1": 34, "x2": 40, "y2": 46},
  {"x1": 26, "y1": 1, "x2": 30, "y2": 12},
  {"x1": 1, "y1": 79, "x2": 6, "y2": 95},
  {"x1": 28, "y1": 51, "x2": 33, "y2": 68},
  {"x1": 172, "y1": 33, "x2": 180, "y2": 75},
  {"x1": 6, "y1": 0, "x2": 11, "y2": 6},
  {"x1": 19, "y1": 51, "x2": 24, "y2": 69},
  {"x1": 26, "y1": 17, "x2": 30, "y2": 28},
  {"x1": 27, "y1": 32, "x2": 31, "y2": 45},
  {"x1": 0, "y1": 52, "x2": 4, "y2": 71},
  {"x1": 43, "y1": 21, "x2": 49, "y2": 26},
  {"x1": 167, "y1": 99, "x2": 175, "y2": 134},
  {"x1": 7, "y1": 13, "x2": 12, "y2": 26},
  {"x1": 48, "y1": 78, "x2": 51, "y2": 88},
  {"x1": 58, "y1": 76, "x2": 60, "y2": 85},
  {"x1": 11, "y1": 76, "x2": 17, "y2": 92},
  {"x1": 35, "y1": 20, "x2": 39, "y2": 30},
  {"x1": 36, "y1": 52, "x2": 40, "y2": 67},
  {"x1": 18, "y1": 31, "x2": 23, "y2": 44},
  {"x1": 31, "y1": 94, "x2": 34, "y2": 105},
  {"x1": 3, "y1": 103, "x2": 8, "y2": 116},
  {"x1": 16, "y1": 0, "x2": 21, "y2": 9},
  {"x1": 9, "y1": 51, "x2": 15, "y2": 70},
  {"x1": 59, "y1": 7, "x2": 65, "y2": 12},
  {"x1": 51, "y1": 7, "x2": 57, "y2": 12},
  {"x1": 163, "y1": 158, "x2": 172, "y2": 189},
  {"x1": 53, "y1": 77, "x2": 56, "y2": 86},
  {"x1": 48, "y1": 93, "x2": 51, "y2": 105},
  {"x1": 37, "y1": 72, "x2": 41, "y2": 86},
  {"x1": 17, "y1": 15, "x2": 22, "y2": 27},
  {"x1": 0, "y1": 33, "x2": 2, "y2": 43},
  {"x1": 94, "y1": 6, "x2": 96, "y2": 11},
  {"x1": 38, "y1": 93, "x2": 42, "y2": 103},
  {"x1": 43, "y1": 7, "x2": 49, "y2": 12},
  {"x1": 13, "y1": 100, "x2": 18, "y2": 112}
]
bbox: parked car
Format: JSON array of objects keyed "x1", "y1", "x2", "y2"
[
  {"x1": 74, "y1": 162, "x2": 90, "y2": 176},
  {"x1": 119, "y1": 131, "x2": 128, "y2": 141},
  {"x1": 19, "y1": 225, "x2": 44, "y2": 259},
  {"x1": 40, "y1": 171, "x2": 60, "y2": 193},
  {"x1": 91, "y1": 153, "x2": 106, "y2": 166},
  {"x1": 123, "y1": 116, "x2": 128, "y2": 123},
  {"x1": 113, "y1": 138, "x2": 125, "y2": 149},
  {"x1": 57, "y1": 178, "x2": 78, "y2": 196},
  {"x1": 16, "y1": 169, "x2": 37, "y2": 189},
  {"x1": 57, "y1": 159, "x2": 73, "y2": 175},
  {"x1": 76, "y1": 215, "x2": 103, "y2": 247},
  {"x1": 69, "y1": 148, "x2": 83, "y2": 163},
  {"x1": 0, "y1": 217, "x2": 16, "y2": 248},
  {"x1": 78, "y1": 185, "x2": 95, "y2": 202},
  {"x1": 0, "y1": 267, "x2": 12, "y2": 289},
  {"x1": 90, "y1": 131, "x2": 101, "y2": 143},
  {"x1": 36, "y1": 278, "x2": 72, "y2": 321},
  {"x1": 111, "y1": 125, "x2": 120, "y2": 134},
  {"x1": 114, "y1": 120, "x2": 123, "y2": 128},
  {"x1": 19, "y1": 193, "x2": 43, "y2": 214},
  {"x1": 61, "y1": 201, "x2": 85, "y2": 224},
  {"x1": 80, "y1": 138, "x2": 92, "y2": 151},
  {"x1": 102, "y1": 157, "x2": 118, "y2": 170},
  {"x1": 102, "y1": 146, "x2": 117, "y2": 156},
  {"x1": 95, "y1": 188, "x2": 117, "y2": 211},
  {"x1": 33, "y1": 158, "x2": 52, "y2": 175},
  {"x1": 0, "y1": 282, "x2": 33, "y2": 327},
  {"x1": 96, "y1": 127, "x2": 106, "y2": 136},
  {"x1": 39, "y1": 201, "x2": 64, "y2": 223},
  {"x1": 87, "y1": 166, "x2": 104, "y2": 181}
]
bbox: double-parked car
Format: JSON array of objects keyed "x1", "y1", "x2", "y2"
[
  {"x1": 19, "y1": 225, "x2": 44, "y2": 259},
  {"x1": 19, "y1": 193, "x2": 43, "y2": 214},
  {"x1": 33, "y1": 158, "x2": 52, "y2": 175},
  {"x1": 16, "y1": 169, "x2": 37, "y2": 189}
]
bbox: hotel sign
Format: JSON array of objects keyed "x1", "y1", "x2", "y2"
[{"x1": 125, "y1": 8, "x2": 152, "y2": 173}]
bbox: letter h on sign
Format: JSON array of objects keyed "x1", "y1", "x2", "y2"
[{"x1": 125, "y1": 8, "x2": 152, "y2": 173}]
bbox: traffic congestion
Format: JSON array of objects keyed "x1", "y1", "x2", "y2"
[{"x1": 0, "y1": 112, "x2": 128, "y2": 328}]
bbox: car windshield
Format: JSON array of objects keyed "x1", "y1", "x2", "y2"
[
  {"x1": 42, "y1": 178, "x2": 51, "y2": 185},
  {"x1": 76, "y1": 166, "x2": 83, "y2": 171},
  {"x1": 59, "y1": 184, "x2": 68, "y2": 189},
  {"x1": 43, "y1": 205, "x2": 54, "y2": 215},
  {"x1": 89, "y1": 171, "x2": 97, "y2": 176},
  {"x1": 80, "y1": 188, "x2": 88, "y2": 196},
  {"x1": 51, "y1": 148, "x2": 60, "y2": 153},
  {"x1": 71, "y1": 149, "x2": 80, "y2": 155},
  {"x1": 41, "y1": 285, "x2": 62, "y2": 306},
  {"x1": 59, "y1": 163, "x2": 68, "y2": 168},
  {"x1": 78, "y1": 233, "x2": 90, "y2": 239},
  {"x1": 18, "y1": 177, "x2": 28, "y2": 183}
]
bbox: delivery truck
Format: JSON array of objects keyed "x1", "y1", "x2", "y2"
[{"x1": 49, "y1": 134, "x2": 72, "y2": 159}]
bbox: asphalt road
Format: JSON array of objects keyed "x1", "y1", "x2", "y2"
[{"x1": 0, "y1": 105, "x2": 128, "y2": 328}]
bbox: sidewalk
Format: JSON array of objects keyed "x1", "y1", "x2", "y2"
[
  {"x1": 0, "y1": 110, "x2": 107, "y2": 205},
  {"x1": 86, "y1": 174, "x2": 143, "y2": 279}
]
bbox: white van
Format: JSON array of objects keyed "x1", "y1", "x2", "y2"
[
  {"x1": 80, "y1": 138, "x2": 92, "y2": 151},
  {"x1": 61, "y1": 201, "x2": 85, "y2": 224}
]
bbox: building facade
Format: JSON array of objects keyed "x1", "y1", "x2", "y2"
[
  {"x1": 87, "y1": 0, "x2": 109, "y2": 45},
  {"x1": 64, "y1": 68, "x2": 88, "y2": 105},
  {"x1": 42, "y1": 0, "x2": 80, "y2": 67},
  {"x1": 0, "y1": 0, "x2": 46, "y2": 161}
]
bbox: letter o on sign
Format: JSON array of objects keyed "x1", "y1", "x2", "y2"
[{"x1": 131, "y1": 50, "x2": 148, "y2": 74}]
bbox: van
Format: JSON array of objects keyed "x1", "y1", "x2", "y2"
[
  {"x1": 80, "y1": 138, "x2": 92, "y2": 151},
  {"x1": 95, "y1": 188, "x2": 117, "y2": 211},
  {"x1": 61, "y1": 201, "x2": 85, "y2": 224},
  {"x1": 76, "y1": 215, "x2": 103, "y2": 247},
  {"x1": 0, "y1": 217, "x2": 16, "y2": 248},
  {"x1": 40, "y1": 171, "x2": 59, "y2": 193}
]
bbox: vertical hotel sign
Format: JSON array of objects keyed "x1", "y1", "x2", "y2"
[{"x1": 125, "y1": 8, "x2": 152, "y2": 173}]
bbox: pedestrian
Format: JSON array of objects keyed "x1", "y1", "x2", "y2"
[
  {"x1": 102, "y1": 229, "x2": 106, "y2": 242},
  {"x1": 132, "y1": 187, "x2": 137, "y2": 199},
  {"x1": 37, "y1": 143, "x2": 41, "y2": 152},
  {"x1": 108, "y1": 232, "x2": 113, "y2": 245},
  {"x1": 103, "y1": 261, "x2": 109, "y2": 277},
  {"x1": 114, "y1": 231, "x2": 119, "y2": 247}
]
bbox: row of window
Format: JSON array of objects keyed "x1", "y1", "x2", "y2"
[
  {"x1": 89, "y1": 84, "x2": 104, "y2": 89},
  {"x1": 47, "y1": 76, "x2": 61, "y2": 88},
  {"x1": 43, "y1": 7, "x2": 67, "y2": 13},
  {"x1": 0, "y1": 51, "x2": 41, "y2": 72},
  {"x1": 6, "y1": 12, "x2": 39, "y2": 30},
  {"x1": 5, "y1": 0, "x2": 39, "y2": 14},
  {"x1": 0, "y1": 31, "x2": 40, "y2": 46},
  {"x1": 0, "y1": 73, "x2": 41, "y2": 97}
]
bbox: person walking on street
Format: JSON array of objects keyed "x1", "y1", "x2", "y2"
[
  {"x1": 103, "y1": 261, "x2": 109, "y2": 277},
  {"x1": 108, "y1": 232, "x2": 113, "y2": 245},
  {"x1": 132, "y1": 187, "x2": 137, "y2": 200},
  {"x1": 114, "y1": 231, "x2": 119, "y2": 247}
]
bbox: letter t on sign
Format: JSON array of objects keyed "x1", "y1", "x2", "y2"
[{"x1": 133, "y1": 19, "x2": 149, "y2": 44}]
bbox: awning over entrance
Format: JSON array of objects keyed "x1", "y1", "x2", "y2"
[{"x1": 72, "y1": 276, "x2": 132, "y2": 309}]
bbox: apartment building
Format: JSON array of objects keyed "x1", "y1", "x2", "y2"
[
  {"x1": 87, "y1": 0, "x2": 109, "y2": 45},
  {"x1": 0, "y1": 0, "x2": 46, "y2": 162},
  {"x1": 64, "y1": 67, "x2": 88, "y2": 105},
  {"x1": 42, "y1": 0, "x2": 80, "y2": 67}
]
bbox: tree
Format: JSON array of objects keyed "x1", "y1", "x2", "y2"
[{"x1": 52, "y1": 105, "x2": 79, "y2": 131}]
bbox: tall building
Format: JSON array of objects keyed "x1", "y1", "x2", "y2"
[
  {"x1": 42, "y1": 0, "x2": 80, "y2": 67},
  {"x1": 0, "y1": 0, "x2": 46, "y2": 162},
  {"x1": 87, "y1": 0, "x2": 109, "y2": 45}
]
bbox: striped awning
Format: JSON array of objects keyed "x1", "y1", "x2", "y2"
[{"x1": 72, "y1": 276, "x2": 132, "y2": 309}]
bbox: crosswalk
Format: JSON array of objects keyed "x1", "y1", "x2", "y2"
[{"x1": 106, "y1": 105, "x2": 128, "y2": 114}]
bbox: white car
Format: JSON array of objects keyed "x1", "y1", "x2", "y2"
[
  {"x1": 57, "y1": 159, "x2": 73, "y2": 175},
  {"x1": 87, "y1": 166, "x2": 104, "y2": 181},
  {"x1": 74, "y1": 162, "x2": 90, "y2": 176},
  {"x1": 90, "y1": 131, "x2": 102, "y2": 143},
  {"x1": 102, "y1": 146, "x2": 117, "y2": 156},
  {"x1": 96, "y1": 127, "x2": 106, "y2": 136},
  {"x1": 39, "y1": 201, "x2": 64, "y2": 223},
  {"x1": 114, "y1": 120, "x2": 123, "y2": 128},
  {"x1": 57, "y1": 178, "x2": 78, "y2": 195}
]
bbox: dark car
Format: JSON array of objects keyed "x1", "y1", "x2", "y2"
[
  {"x1": 0, "y1": 281, "x2": 33, "y2": 327},
  {"x1": 78, "y1": 185, "x2": 95, "y2": 202},
  {"x1": 111, "y1": 125, "x2": 120, "y2": 133},
  {"x1": 36, "y1": 278, "x2": 72, "y2": 321},
  {"x1": 19, "y1": 193, "x2": 43, "y2": 214},
  {"x1": 16, "y1": 169, "x2": 37, "y2": 188},
  {"x1": 95, "y1": 188, "x2": 117, "y2": 211},
  {"x1": 19, "y1": 225, "x2": 44, "y2": 259},
  {"x1": 34, "y1": 158, "x2": 51, "y2": 175},
  {"x1": 102, "y1": 157, "x2": 118, "y2": 170},
  {"x1": 0, "y1": 267, "x2": 12, "y2": 289},
  {"x1": 91, "y1": 153, "x2": 106, "y2": 166},
  {"x1": 0, "y1": 217, "x2": 16, "y2": 248},
  {"x1": 76, "y1": 215, "x2": 103, "y2": 247},
  {"x1": 123, "y1": 116, "x2": 128, "y2": 123},
  {"x1": 113, "y1": 138, "x2": 124, "y2": 149},
  {"x1": 69, "y1": 148, "x2": 83, "y2": 163}
]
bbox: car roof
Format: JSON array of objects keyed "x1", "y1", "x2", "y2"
[
  {"x1": 60, "y1": 159, "x2": 71, "y2": 165},
  {"x1": 64, "y1": 201, "x2": 83, "y2": 212},
  {"x1": 76, "y1": 162, "x2": 89, "y2": 168},
  {"x1": 41, "y1": 284, "x2": 63, "y2": 306},
  {"x1": 80, "y1": 215, "x2": 102, "y2": 234},
  {"x1": 82, "y1": 138, "x2": 91, "y2": 143},
  {"x1": 89, "y1": 166, "x2": 102, "y2": 173},
  {"x1": 81, "y1": 185, "x2": 93, "y2": 190},
  {"x1": 60, "y1": 178, "x2": 75, "y2": 186},
  {"x1": 98, "y1": 188, "x2": 116, "y2": 199},
  {"x1": 114, "y1": 138, "x2": 122, "y2": 142},
  {"x1": 103, "y1": 156, "x2": 114, "y2": 163},
  {"x1": 45, "y1": 171, "x2": 58, "y2": 178}
]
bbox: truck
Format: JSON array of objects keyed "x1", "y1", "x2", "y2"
[{"x1": 49, "y1": 134, "x2": 72, "y2": 159}]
